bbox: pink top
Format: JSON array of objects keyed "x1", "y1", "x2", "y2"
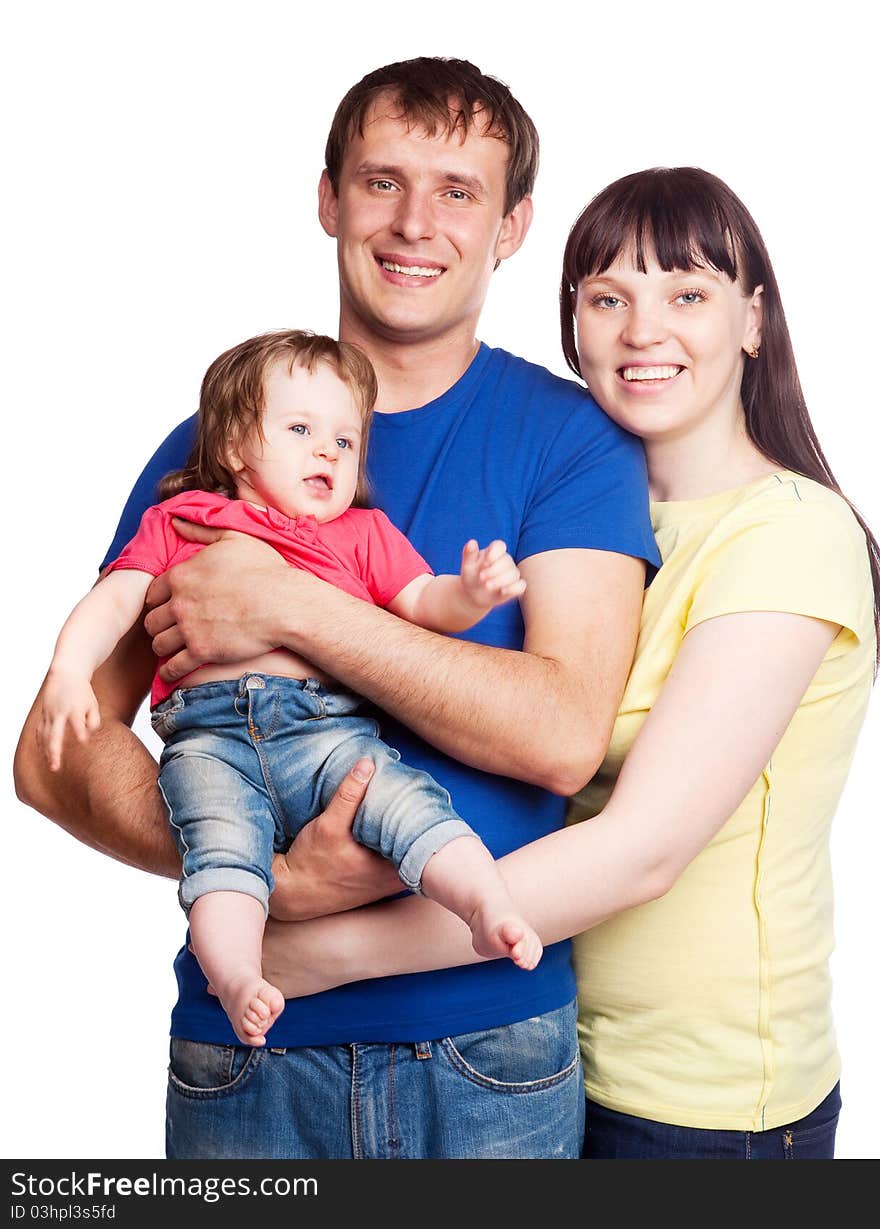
[{"x1": 105, "y1": 490, "x2": 433, "y2": 705}]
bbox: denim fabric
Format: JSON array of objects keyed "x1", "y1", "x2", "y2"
[
  {"x1": 166, "y1": 999, "x2": 584, "y2": 1159},
  {"x1": 152, "y1": 674, "x2": 475, "y2": 913},
  {"x1": 582, "y1": 1082, "x2": 841, "y2": 1159}
]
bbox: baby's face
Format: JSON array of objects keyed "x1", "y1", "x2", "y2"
[{"x1": 230, "y1": 360, "x2": 363, "y2": 522}]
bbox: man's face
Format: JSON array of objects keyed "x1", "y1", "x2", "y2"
[{"x1": 319, "y1": 98, "x2": 532, "y2": 349}]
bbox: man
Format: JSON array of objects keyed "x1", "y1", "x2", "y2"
[{"x1": 15, "y1": 57, "x2": 658, "y2": 1158}]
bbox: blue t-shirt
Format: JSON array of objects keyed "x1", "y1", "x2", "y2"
[{"x1": 102, "y1": 343, "x2": 660, "y2": 1045}]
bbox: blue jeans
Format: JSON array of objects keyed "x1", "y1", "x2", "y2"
[
  {"x1": 166, "y1": 1000, "x2": 585, "y2": 1159},
  {"x1": 152, "y1": 674, "x2": 474, "y2": 914},
  {"x1": 582, "y1": 1083, "x2": 841, "y2": 1159}
]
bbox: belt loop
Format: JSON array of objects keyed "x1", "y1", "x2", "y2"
[{"x1": 414, "y1": 1041, "x2": 432, "y2": 1060}]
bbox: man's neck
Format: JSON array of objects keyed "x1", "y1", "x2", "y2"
[{"x1": 339, "y1": 322, "x2": 481, "y2": 414}]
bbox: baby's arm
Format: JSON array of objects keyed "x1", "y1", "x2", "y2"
[
  {"x1": 387, "y1": 540, "x2": 527, "y2": 634},
  {"x1": 40, "y1": 570, "x2": 154, "y2": 771}
]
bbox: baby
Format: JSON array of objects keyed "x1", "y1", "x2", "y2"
[{"x1": 40, "y1": 329, "x2": 542, "y2": 1047}]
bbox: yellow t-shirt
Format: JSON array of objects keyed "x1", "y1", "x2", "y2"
[{"x1": 569, "y1": 471, "x2": 875, "y2": 1130}]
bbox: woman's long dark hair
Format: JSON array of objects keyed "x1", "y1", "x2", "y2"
[{"x1": 560, "y1": 167, "x2": 880, "y2": 664}]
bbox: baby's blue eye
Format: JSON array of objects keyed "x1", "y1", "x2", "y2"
[
  {"x1": 290, "y1": 423, "x2": 308, "y2": 435},
  {"x1": 336, "y1": 438, "x2": 352, "y2": 450}
]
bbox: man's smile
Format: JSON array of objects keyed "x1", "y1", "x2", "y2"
[{"x1": 374, "y1": 251, "x2": 446, "y2": 285}]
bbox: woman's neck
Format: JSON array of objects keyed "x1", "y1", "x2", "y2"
[{"x1": 646, "y1": 413, "x2": 780, "y2": 502}]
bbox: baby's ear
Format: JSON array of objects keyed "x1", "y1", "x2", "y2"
[{"x1": 225, "y1": 446, "x2": 245, "y2": 474}]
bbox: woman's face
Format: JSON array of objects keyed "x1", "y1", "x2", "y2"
[{"x1": 575, "y1": 245, "x2": 763, "y2": 444}]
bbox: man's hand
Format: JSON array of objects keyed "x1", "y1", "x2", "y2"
[
  {"x1": 268, "y1": 758, "x2": 402, "y2": 921},
  {"x1": 144, "y1": 520, "x2": 292, "y2": 681}
]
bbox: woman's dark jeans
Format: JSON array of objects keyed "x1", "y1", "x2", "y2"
[{"x1": 582, "y1": 1083, "x2": 841, "y2": 1159}]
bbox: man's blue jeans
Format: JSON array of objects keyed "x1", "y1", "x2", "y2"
[
  {"x1": 152, "y1": 674, "x2": 475, "y2": 914},
  {"x1": 166, "y1": 1000, "x2": 585, "y2": 1159},
  {"x1": 582, "y1": 1083, "x2": 841, "y2": 1159}
]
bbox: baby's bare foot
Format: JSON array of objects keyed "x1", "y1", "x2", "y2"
[
  {"x1": 220, "y1": 977, "x2": 285, "y2": 1046},
  {"x1": 470, "y1": 910, "x2": 543, "y2": 971}
]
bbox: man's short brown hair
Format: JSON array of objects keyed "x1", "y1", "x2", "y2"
[{"x1": 324, "y1": 57, "x2": 539, "y2": 215}]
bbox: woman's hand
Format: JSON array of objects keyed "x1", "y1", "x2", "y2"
[{"x1": 262, "y1": 911, "x2": 357, "y2": 999}]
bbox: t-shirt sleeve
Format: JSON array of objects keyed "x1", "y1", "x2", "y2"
[
  {"x1": 517, "y1": 397, "x2": 661, "y2": 571},
  {"x1": 686, "y1": 490, "x2": 872, "y2": 652},
  {"x1": 361, "y1": 509, "x2": 434, "y2": 606},
  {"x1": 103, "y1": 505, "x2": 179, "y2": 577},
  {"x1": 99, "y1": 414, "x2": 198, "y2": 572}
]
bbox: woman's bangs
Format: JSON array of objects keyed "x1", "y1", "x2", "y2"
[{"x1": 568, "y1": 171, "x2": 743, "y2": 286}]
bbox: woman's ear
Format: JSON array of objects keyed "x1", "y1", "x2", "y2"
[{"x1": 742, "y1": 283, "x2": 764, "y2": 357}]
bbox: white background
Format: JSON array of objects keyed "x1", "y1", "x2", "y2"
[{"x1": 3, "y1": 0, "x2": 878, "y2": 1159}]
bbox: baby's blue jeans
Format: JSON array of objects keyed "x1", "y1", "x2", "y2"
[{"x1": 152, "y1": 673, "x2": 475, "y2": 915}]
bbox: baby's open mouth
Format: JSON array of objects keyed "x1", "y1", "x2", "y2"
[{"x1": 304, "y1": 474, "x2": 333, "y2": 491}]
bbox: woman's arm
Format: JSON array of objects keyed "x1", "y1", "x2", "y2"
[{"x1": 263, "y1": 609, "x2": 841, "y2": 996}]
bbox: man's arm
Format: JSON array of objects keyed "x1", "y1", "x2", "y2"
[{"x1": 145, "y1": 530, "x2": 646, "y2": 795}]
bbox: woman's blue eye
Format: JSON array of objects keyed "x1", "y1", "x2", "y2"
[
  {"x1": 593, "y1": 295, "x2": 622, "y2": 309},
  {"x1": 676, "y1": 291, "x2": 705, "y2": 305}
]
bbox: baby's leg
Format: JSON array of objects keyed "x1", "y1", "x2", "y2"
[
  {"x1": 157, "y1": 700, "x2": 286, "y2": 1046},
  {"x1": 419, "y1": 837, "x2": 543, "y2": 971},
  {"x1": 189, "y1": 892, "x2": 284, "y2": 1046},
  {"x1": 295, "y1": 694, "x2": 542, "y2": 970}
]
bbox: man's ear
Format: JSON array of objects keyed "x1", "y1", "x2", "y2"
[
  {"x1": 318, "y1": 169, "x2": 339, "y2": 238},
  {"x1": 494, "y1": 196, "x2": 534, "y2": 267}
]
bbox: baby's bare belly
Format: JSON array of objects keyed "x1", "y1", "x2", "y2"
[{"x1": 181, "y1": 648, "x2": 335, "y2": 689}]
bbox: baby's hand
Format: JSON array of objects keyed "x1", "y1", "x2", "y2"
[
  {"x1": 459, "y1": 540, "x2": 527, "y2": 610},
  {"x1": 38, "y1": 670, "x2": 102, "y2": 772}
]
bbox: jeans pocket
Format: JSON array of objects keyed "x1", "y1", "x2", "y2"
[
  {"x1": 168, "y1": 1038, "x2": 263, "y2": 1099},
  {"x1": 439, "y1": 1000, "x2": 580, "y2": 1093},
  {"x1": 151, "y1": 692, "x2": 186, "y2": 740},
  {"x1": 782, "y1": 1086, "x2": 841, "y2": 1160}
]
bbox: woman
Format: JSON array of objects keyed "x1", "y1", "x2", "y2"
[{"x1": 262, "y1": 168, "x2": 879, "y2": 1159}]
